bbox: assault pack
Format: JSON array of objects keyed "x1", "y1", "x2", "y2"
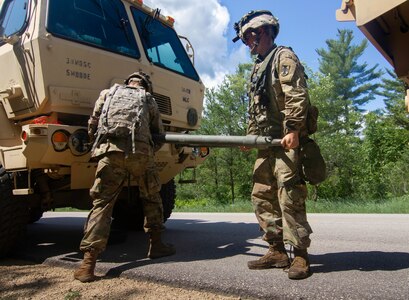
[{"x1": 94, "y1": 84, "x2": 147, "y2": 153}]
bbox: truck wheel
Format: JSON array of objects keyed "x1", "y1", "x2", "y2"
[
  {"x1": 0, "y1": 168, "x2": 29, "y2": 258},
  {"x1": 111, "y1": 179, "x2": 176, "y2": 232}
]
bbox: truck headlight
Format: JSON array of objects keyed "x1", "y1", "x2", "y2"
[
  {"x1": 187, "y1": 108, "x2": 198, "y2": 126},
  {"x1": 69, "y1": 129, "x2": 90, "y2": 156},
  {"x1": 51, "y1": 130, "x2": 69, "y2": 152}
]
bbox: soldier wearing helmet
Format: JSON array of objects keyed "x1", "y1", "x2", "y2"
[
  {"x1": 74, "y1": 72, "x2": 175, "y2": 283},
  {"x1": 124, "y1": 71, "x2": 153, "y2": 94},
  {"x1": 234, "y1": 10, "x2": 313, "y2": 279},
  {"x1": 233, "y1": 10, "x2": 279, "y2": 53}
]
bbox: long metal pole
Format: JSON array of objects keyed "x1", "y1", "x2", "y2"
[{"x1": 152, "y1": 133, "x2": 282, "y2": 148}]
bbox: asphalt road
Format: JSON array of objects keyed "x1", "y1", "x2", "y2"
[{"x1": 12, "y1": 212, "x2": 409, "y2": 299}]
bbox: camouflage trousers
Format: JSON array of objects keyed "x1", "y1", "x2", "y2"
[
  {"x1": 251, "y1": 147, "x2": 312, "y2": 249},
  {"x1": 80, "y1": 151, "x2": 163, "y2": 253}
]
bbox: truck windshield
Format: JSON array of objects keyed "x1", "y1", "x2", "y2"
[
  {"x1": 0, "y1": 0, "x2": 27, "y2": 38},
  {"x1": 131, "y1": 7, "x2": 200, "y2": 81},
  {"x1": 46, "y1": 0, "x2": 139, "y2": 58}
]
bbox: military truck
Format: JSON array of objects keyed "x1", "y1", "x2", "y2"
[
  {"x1": 337, "y1": 0, "x2": 409, "y2": 111},
  {"x1": 0, "y1": 0, "x2": 211, "y2": 257}
]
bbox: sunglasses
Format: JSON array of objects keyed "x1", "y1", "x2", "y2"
[{"x1": 242, "y1": 29, "x2": 261, "y2": 44}]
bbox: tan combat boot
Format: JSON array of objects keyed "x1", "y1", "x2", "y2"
[
  {"x1": 288, "y1": 248, "x2": 310, "y2": 279},
  {"x1": 74, "y1": 249, "x2": 99, "y2": 282},
  {"x1": 247, "y1": 242, "x2": 290, "y2": 269},
  {"x1": 148, "y1": 232, "x2": 176, "y2": 259}
]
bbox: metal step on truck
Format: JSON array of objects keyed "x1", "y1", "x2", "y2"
[{"x1": 0, "y1": 0, "x2": 211, "y2": 257}]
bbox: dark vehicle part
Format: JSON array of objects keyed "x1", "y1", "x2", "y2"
[
  {"x1": 112, "y1": 179, "x2": 176, "y2": 231},
  {"x1": 0, "y1": 166, "x2": 29, "y2": 258}
]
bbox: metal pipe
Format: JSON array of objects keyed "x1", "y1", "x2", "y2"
[{"x1": 153, "y1": 133, "x2": 282, "y2": 148}]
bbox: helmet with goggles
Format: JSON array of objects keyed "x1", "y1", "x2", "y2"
[{"x1": 233, "y1": 10, "x2": 279, "y2": 43}]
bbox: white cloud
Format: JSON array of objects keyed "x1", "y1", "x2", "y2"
[{"x1": 145, "y1": 0, "x2": 249, "y2": 89}]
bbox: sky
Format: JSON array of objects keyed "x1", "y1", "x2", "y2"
[{"x1": 147, "y1": 0, "x2": 392, "y2": 111}]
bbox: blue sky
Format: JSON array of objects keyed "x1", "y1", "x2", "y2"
[{"x1": 149, "y1": 0, "x2": 391, "y2": 111}]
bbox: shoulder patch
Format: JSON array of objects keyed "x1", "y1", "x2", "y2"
[
  {"x1": 278, "y1": 57, "x2": 297, "y2": 84},
  {"x1": 275, "y1": 48, "x2": 300, "y2": 84}
]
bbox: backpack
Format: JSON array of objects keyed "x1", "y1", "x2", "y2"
[
  {"x1": 99, "y1": 84, "x2": 146, "y2": 138},
  {"x1": 92, "y1": 84, "x2": 147, "y2": 154}
]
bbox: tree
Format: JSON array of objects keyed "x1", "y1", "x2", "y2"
[
  {"x1": 316, "y1": 29, "x2": 382, "y2": 135},
  {"x1": 377, "y1": 68, "x2": 409, "y2": 130},
  {"x1": 306, "y1": 70, "x2": 336, "y2": 136},
  {"x1": 176, "y1": 63, "x2": 255, "y2": 204},
  {"x1": 359, "y1": 112, "x2": 409, "y2": 198},
  {"x1": 310, "y1": 29, "x2": 385, "y2": 199}
]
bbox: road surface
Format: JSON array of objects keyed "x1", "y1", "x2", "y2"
[{"x1": 12, "y1": 212, "x2": 409, "y2": 299}]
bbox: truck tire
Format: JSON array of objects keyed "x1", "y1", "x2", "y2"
[
  {"x1": 0, "y1": 168, "x2": 29, "y2": 258},
  {"x1": 111, "y1": 179, "x2": 176, "y2": 231}
]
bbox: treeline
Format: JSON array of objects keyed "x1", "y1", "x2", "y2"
[{"x1": 176, "y1": 29, "x2": 409, "y2": 204}]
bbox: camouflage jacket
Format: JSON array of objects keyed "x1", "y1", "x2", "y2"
[
  {"x1": 89, "y1": 85, "x2": 164, "y2": 158},
  {"x1": 247, "y1": 45, "x2": 310, "y2": 138}
]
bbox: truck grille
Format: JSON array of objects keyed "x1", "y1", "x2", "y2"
[{"x1": 153, "y1": 93, "x2": 172, "y2": 115}]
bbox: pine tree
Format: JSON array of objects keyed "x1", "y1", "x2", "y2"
[
  {"x1": 313, "y1": 29, "x2": 382, "y2": 199},
  {"x1": 377, "y1": 68, "x2": 409, "y2": 130},
  {"x1": 316, "y1": 29, "x2": 382, "y2": 135},
  {"x1": 177, "y1": 63, "x2": 255, "y2": 204}
]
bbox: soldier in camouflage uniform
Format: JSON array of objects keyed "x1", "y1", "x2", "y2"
[
  {"x1": 74, "y1": 72, "x2": 175, "y2": 283},
  {"x1": 233, "y1": 10, "x2": 313, "y2": 279}
]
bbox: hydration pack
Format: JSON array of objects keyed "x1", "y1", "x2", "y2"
[
  {"x1": 92, "y1": 84, "x2": 148, "y2": 154},
  {"x1": 99, "y1": 84, "x2": 146, "y2": 137}
]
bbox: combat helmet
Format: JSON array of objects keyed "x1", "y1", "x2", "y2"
[
  {"x1": 124, "y1": 71, "x2": 153, "y2": 93},
  {"x1": 233, "y1": 10, "x2": 279, "y2": 43}
]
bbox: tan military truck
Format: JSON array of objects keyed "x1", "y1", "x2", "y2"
[
  {"x1": 0, "y1": 0, "x2": 209, "y2": 256},
  {"x1": 337, "y1": 0, "x2": 409, "y2": 111}
]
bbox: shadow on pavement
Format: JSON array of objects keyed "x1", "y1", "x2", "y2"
[
  {"x1": 12, "y1": 216, "x2": 261, "y2": 271},
  {"x1": 310, "y1": 251, "x2": 409, "y2": 273},
  {"x1": 9, "y1": 215, "x2": 409, "y2": 280}
]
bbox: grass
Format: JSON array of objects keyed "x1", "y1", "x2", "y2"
[
  {"x1": 175, "y1": 194, "x2": 409, "y2": 214},
  {"x1": 52, "y1": 195, "x2": 409, "y2": 214},
  {"x1": 175, "y1": 198, "x2": 253, "y2": 213},
  {"x1": 64, "y1": 290, "x2": 81, "y2": 300},
  {"x1": 306, "y1": 195, "x2": 409, "y2": 213},
  {"x1": 54, "y1": 208, "x2": 88, "y2": 212}
]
